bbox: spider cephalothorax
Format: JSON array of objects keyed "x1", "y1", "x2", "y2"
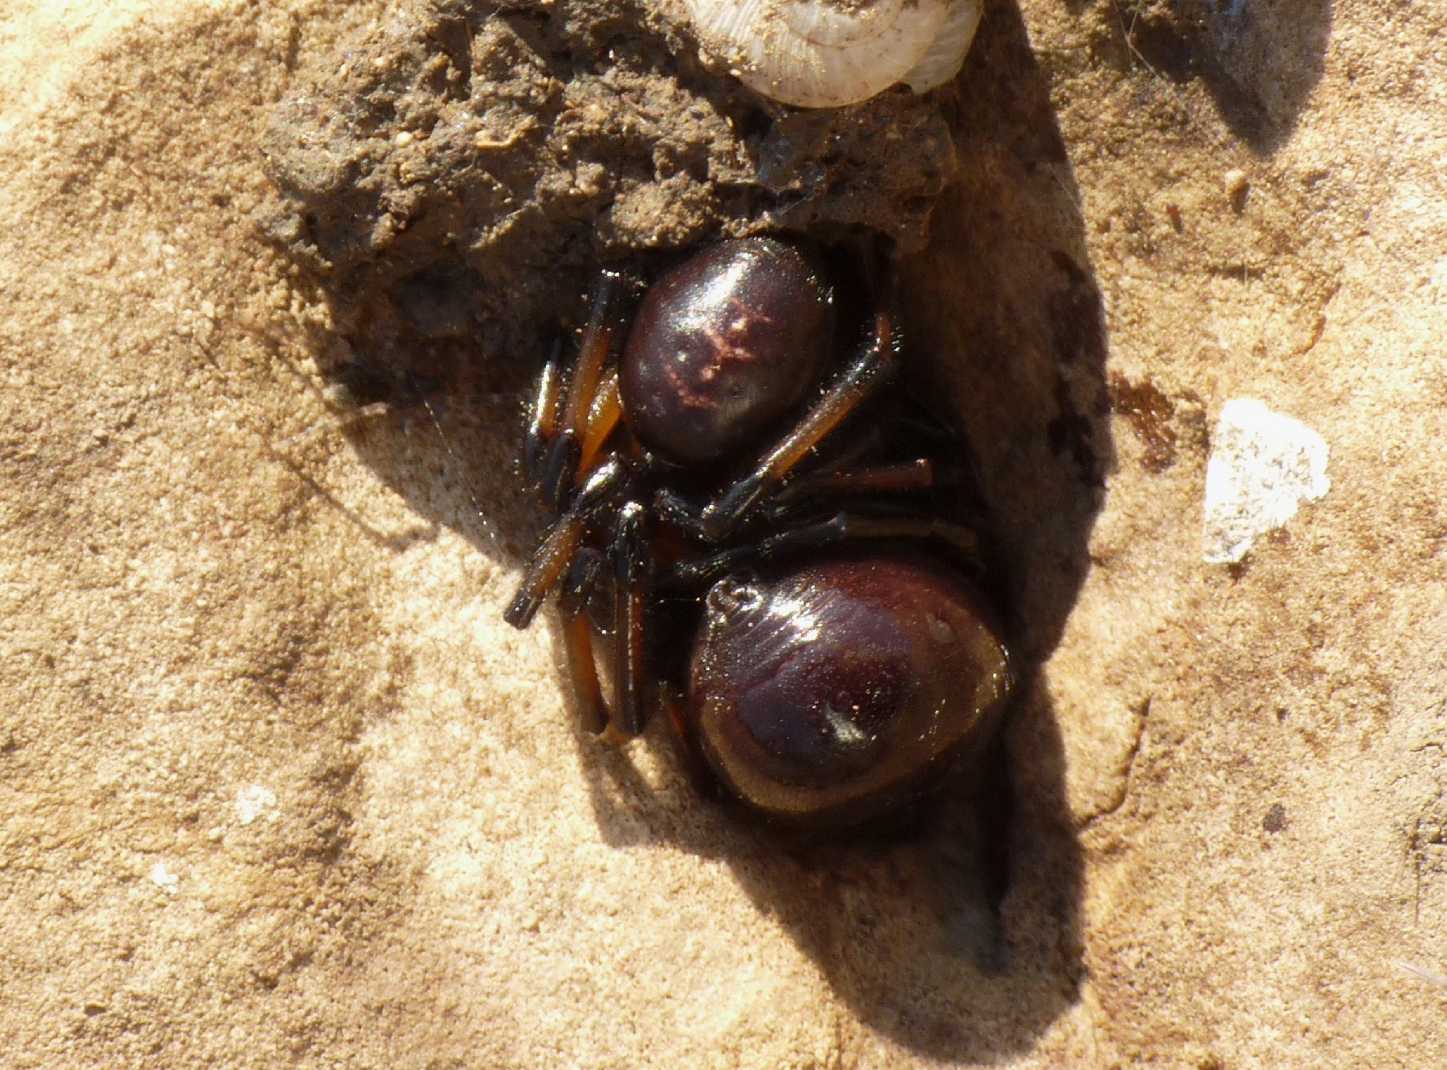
[{"x1": 505, "y1": 236, "x2": 1013, "y2": 833}]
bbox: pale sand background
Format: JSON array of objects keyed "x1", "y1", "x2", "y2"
[{"x1": 1, "y1": 1, "x2": 1443, "y2": 1067}]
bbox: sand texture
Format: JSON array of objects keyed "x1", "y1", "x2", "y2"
[{"x1": 1, "y1": 0, "x2": 1443, "y2": 1066}]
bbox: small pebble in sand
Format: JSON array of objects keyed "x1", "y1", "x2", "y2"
[
  {"x1": 1224, "y1": 168, "x2": 1250, "y2": 213},
  {"x1": 1202, "y1": 398, "x2": 1330, "y2": 565}
]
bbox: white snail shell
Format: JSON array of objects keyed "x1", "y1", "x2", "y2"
[{"x1": 681, "y1": 0, "x2": 982, "y2": 109}]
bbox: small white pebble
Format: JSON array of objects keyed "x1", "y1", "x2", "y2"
[
  {"x1": 234, "y1": 784, "x2": 278, "y2": 826},
  {"x1": 1202, "y1": 398, "x2": 1330, "y2": 564},
  {"x1": 395, "y1": 130, "x2": 414, "y2": 147},
  {"x1": 149, "y1": 862, "x2": 180, "y2": 894}
]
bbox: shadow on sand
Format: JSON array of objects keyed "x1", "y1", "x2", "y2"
[{"x1": 1071, "y1": 0, "x2": 1333, "y2": 154}]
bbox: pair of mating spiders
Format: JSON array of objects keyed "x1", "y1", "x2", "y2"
[{"x1": 505, "y1": 237, "x2": 1014, "y2": 834}]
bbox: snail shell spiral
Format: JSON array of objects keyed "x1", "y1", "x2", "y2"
[{"x1": 682, "y1": 0, "x2": 982, "y2": 108}]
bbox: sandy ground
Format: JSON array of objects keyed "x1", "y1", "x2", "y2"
[{"x1": 1, "y1": 0, "x2": 1443, "y2": 1067}]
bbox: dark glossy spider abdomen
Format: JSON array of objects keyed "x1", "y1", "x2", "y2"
[
  {"x1": 620, "y1": 238, "x2": 835, "y2": 466},
  {"x1": 687, "y1": 552, "x2": 1013, "y2": 830}
]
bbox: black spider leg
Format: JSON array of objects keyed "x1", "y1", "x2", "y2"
[
  {"x1": 504, "y1": 456, "x2": 628, "y2": 629},
  {"x1": 660, "y1": 508, "x2": 984, "y2": 594},
  {"x1": 555, "y1": 548, "x2": 609, "y2": 736},
  {"x1": 693, "y1": 249, "x2": 902, "y2": 543},
  {"x1": 653, "y1": 449, "x2": 956, "y2": 544},
  {"x1": 557, "y1": 546, "x2": 607, "y2": 618},
  {"x1": 511, "y1": 267, "x2": 632, "y2": 630},
  {"x1": 523, "y1": 337, "x2": 565, "y2": 487},
  {"x1": 525, "y1": 501, "x2": 652, "y2": 738},
  {"x1": 610, "y1": 500, "x2": 652, "y2": 737},
  {"x1": 650, "y1": 413, "x2": 928, "y2": 539},
  {"x1": 659, "y1": 427, "x2": 982, "y2": 595},
  {"x1": 532, "y1": 269, "x2": 633, "y2": 511},
  {"x1": 761, "y1": 457, "x2": 947, "y2": 521},
  {"x1": 510, "y1": 267, "x2": 647, "y2": 736}
]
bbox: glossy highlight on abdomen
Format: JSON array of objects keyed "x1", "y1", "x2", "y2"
[
  {"x1": 619, "y1": 238, "x2": 834, "y2": 467},
  {"x1": 687, "y1": 551, "x2": 1012, "y2": 830}
]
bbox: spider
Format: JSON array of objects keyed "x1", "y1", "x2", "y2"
[{"x1": 505, "y1": 236, "x2": 1015, "y2": 833}]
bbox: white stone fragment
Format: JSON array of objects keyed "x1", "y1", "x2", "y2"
[
  {"x1": 234, "y1": 783, "x2": 278, "y2": 825},
  {"x1": 1202, "y1": 398, "x2": 1330, "y2": 564},
  {"x1": 149, "y1": 861, "x2": 180, "y2": 894}
]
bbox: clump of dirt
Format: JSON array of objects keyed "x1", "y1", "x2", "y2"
[{"x1": 258, "y1": 0, "x2": 960, "y2": 380}]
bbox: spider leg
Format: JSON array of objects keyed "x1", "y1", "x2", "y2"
[
  {"x1": 760, "y1": 510, "x2": 981, "y2": 566},
  {"x1": 545, "y1": 505, "x2": 652, "y2": 738},
  {"x1": 655, "y1": 452, "x2": 955, "y2": 539},
  {"x1": 538, "y1": 268, "x2": 632, "y2": 510},
  {"x1": 523, "y1": 338, "x2": 565, "y2": 486},
  {"x1": 557, "y1": 546, "x2": 607, "y2": 618},
  {"x1": 763, "y1": 458, "x2": 949, "y2": 521},
  {"x1": 661, "y1": 508, "x2": 983, "y2": 593},
  {"x1": 559, "y1": 607, "x2": 609, "y2": 736},
  {"x1": 504, "y1": 456, "x2": 628, "y2": 629},
  {"x1": 697, "y1": 257, "x2": 902, "y2": 542},
  {"x1": 575, "y1": 366, "x2": 623, "y2": 483},
  {"x1": 651, "y1": 486, "x2": 711, "y2": 541},
  {"x1": 610, "y1": 500, "x2": 652, "y2": 737}
]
